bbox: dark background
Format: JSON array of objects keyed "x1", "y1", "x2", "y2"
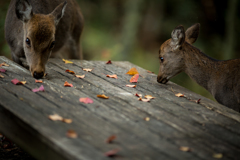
[{"x1": 1, "y1": 0, "x2": 239, "y2": 100}]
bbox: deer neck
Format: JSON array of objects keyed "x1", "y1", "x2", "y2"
[{"x1": 183, "y1": 43, "x2": 218, "y2": 93}]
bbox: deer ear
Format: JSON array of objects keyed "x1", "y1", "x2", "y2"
[
  {"x1": 50, "y1": 1, "x2": 67, "y2": 26},
  {"x1": 185, "y1": 23, "x2": 200, "y2": 44},
  {"x1": 171, "y1": 25, "x2": 185, "y2": 50},
  {"x1": 15, "y1": 0, "x2": 33, "y2": 23}
]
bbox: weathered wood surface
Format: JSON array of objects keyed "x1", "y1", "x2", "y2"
[{"x1": 0, "y1": 56, "x2": 240, "y2": 160}]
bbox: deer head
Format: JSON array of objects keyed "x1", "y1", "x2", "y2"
[
  {"x1": 157, "y1": 23, "x2": 200, "y2": 84},
  {"x1": 15, "y1": 0, "x2": 67, "y2": 79}
]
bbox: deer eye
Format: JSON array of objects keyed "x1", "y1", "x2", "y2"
[
  {"x1": 50, "y1": 41, "x2": 55, "y2": 49},
  {"x1": 26, "y1": 38, "x2": 31, "y2": 47},
  {"x1": 160, "y1": 57, "x2": 164, "y2": 62}
]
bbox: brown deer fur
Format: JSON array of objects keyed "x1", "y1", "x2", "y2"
[
  {"x1": 5, "y1": 0, "x2": 84, "y2": 79},
  {"x1": 157, "y1": 23, "x2": 240, "y2": 112}
]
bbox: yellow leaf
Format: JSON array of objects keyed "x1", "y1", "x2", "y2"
[
  {"x1": 213, "y1": 153, "x2": 223, "y2": 159},
  {"x1": 126, "y1": 67, "x2": 139, "y2": 75},
  {"x1": 97, "y1": 94, "x2": 109, "y2": 99},
  {"x1": 62, "y1": 59, "x2": 73, "y2": 64}
]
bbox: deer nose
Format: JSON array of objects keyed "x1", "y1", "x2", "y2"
[{"x1": 33, "y1": 71, "x2": 44, "y2": 79}]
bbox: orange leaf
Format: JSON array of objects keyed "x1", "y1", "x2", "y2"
[
  {"x1": 64, "y1": 81, "x2": 73, "y2": 87},
  {"x1": 0, "y1": 74, "x2": 4, "y2": 78},
  {"x1": 144, "y1": 95, "x2": 155, "y2": 99},
  {"x1": 83, "y1": 68, "x2": 92, "y2": 72},
  {"x1": 179, "y1": 146, "x2": 191, "y2": 152},
  {"x1": 0, "y1": 62, "x2": 9, "y2": 67},
  {"x1": 106, "y1": 135, "x2": 116, "y2": 143},
  {"x1": 66, "y1": 129, "x2": 78, "y2": 138},
  {"x1": 97, "y1": 94, "x2": 109, "y2": 99},
  {"x1": 175, "y1": 93, "x2": 184, "y2": 97},
  {"x1": 126, "y1": 84, "x2": 136, "y2": 88},
  {"x1": 79, "y1": 97, "x2": 93, "y2": 104},
  {"x1": 138, "y1": 97, "x2": 150, "y2": 102},
  {"x1": 75, "y1": 75, "x2": 85, "y2": 79},
  {"x1": 62, "y1": 59, "x2": 73, "y2": 64},
  {"x1": 65, "y1": 69, "x2": 75, "y2": 74},
  {"x1": 130, "y1": 74, "x2": 139, "y2": 83},
  {"x1": 106, "y1": 74, "x2": 118, "y2": 79},
  {"x1": 135, "y1": 93, "x2": 142, "y2": 97},
  {"x1": 126, "y1": 67, "x2": 139, "y2": 75},
  {"x1": 62, "y1": 119, "x2": 72, "y2": 124},
  {"x1": 35, "y1": 79, "x2": 43, "y2": 83},
  {"x1": 48, "y1": 114, "x2": 63, "y2": 121},
  {"x1": 106, "y1": 60, "x2": 112, "y2": 64}
]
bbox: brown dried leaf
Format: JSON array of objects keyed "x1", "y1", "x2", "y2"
[
  {"x1": 175, "y1": 93, "x2": 184, "y2": 97},
  {"x1": 75, "y1": 75, "x2": 85, "y2": 79},
  {"x1": 126, "y1": 67, "x2": 139, "y2": 75},
  {"x1": 106, "y1": 60, "x2": 112, "y2": 64},
  {"x1": 64, "y1": 81, "x2": 73, "y2": 87},
  {"x1": 144, "y1": 117, "x2": 150, "y2": 121},
  {"x1": 126, "y1": 84, "x2": 136, "y2": 88},
  {"x1": 144, "y1": 95, "x2": 155, "y2": 99},
  {"x1": 106, "y1": 135, "x2": 116, "y2": 143},
  {"x1": 135, "y1": 93, "x2": 142, "y2": 98},
  {"x1": 48, "y1": 114, "x2": 63, "y2": 121},
  {"x1": 97, "y1": 94, "x2": 109, "y2": 99},
  {"x1": 179, "y1": 146, "x2": 191, "y2": 152},
  {"x1": 0, "y1": 62, "x2": 9, "y2": 67},
  {"x1": 213, "y1": 153, "x2": 223, "y2": 159},
  {"x1": 147, "y1": 70, "x2": 154, "y2": 73},
  {"x1": 66, "y1": 129, "x2": 78, "y2": 138},
  {"x1": 0, "y1": 74, "x2": 4, "y2": 78},
  {"x1": 83, "y1": 68, "x2": 92, "y2": 72},
  {"x1": 106, "y1": 74, "x2": 118, "y2": 79},
  {"x1": 62, "y1": 119, "x2": 73, "y2": 124}
]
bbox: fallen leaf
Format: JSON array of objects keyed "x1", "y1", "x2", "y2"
[
  {"x1": 135, "y1": 93, "x2": 142, "y2": 97},
  {"x1": 97, "y1": 94, "x2": 109, "y2": 99},
  {"x1": 32, "y1": 85, "x2": 45, "y2": 92},
  {"x1": 126, "y1": 85, "x2": 136, "y2": 88},
  {"x1": 35, "y1": 79, "x2": 43, "y2": 83},
  {"x1": 190, "y1": 99, "x2": 201, "y2": 104},
  {"x1": 106, "y1": 74, "x2": 118, "y2": 79},
  {"x1": 66, "y1": 130, "x2": 78, "y2": 138},
  {"x1": 65, "y1": 69, "x2": 75, "y2": 74},
  {"x1": 11, "y1": 79, "x2": 26, "y2": 85},
  {"x1": 104, "y1": 149, "x2": 119, "y2": 157},
  {"x1": 48, "y1": 114, "x2": 63, "y2": 121},
  {"x1": 0, "y1": 74, "x2": 4, "y2": 78},
  {"x1": 144, "y1": 95, "x2": 155, "y2": 99},
  {"x1": 64, "y1": 81, "x2": 73, "y2": 87},
  {"x1": 0, "y1": 69, "x2": 6, "y2": 73},
  {"x1": 213, "y1": 153, "x2": 223, "y2": 159},
  {"x1": 106, "y1": 135, "x2": 116, "y2": 143},
  {"x1": 0, "y1": 62, "x2": 9, "y2": 67},
  {"x1": 126, "y1": 67, "x2": 139, "y2": 75},
  {"x1": 179, "y1": 146, "x2": 191, "y2": 152},
  {"x1": 106, "y1": 60, "x2": 112, "y2": 64},
  {"x1": 62, "y1": 119, "x2": 73, "y2": 124},
  {"x1": 62, "y1": 59, "x2": 73, "y2": 64},
  {"x1": 147, "y1": 70, "x2": 154, "y2": 73},
  {"x1": 130, "y1": 74, "x2": 139, "y2": 83},
  {"x1": 144, "y1": 117, "x2": 150, "y2": 121},
  {"x1": 138, "y1": 97, "x2": 150, "y2": 102},
  {"x1": 79, "y1": 97, "x2": 93, "y2": 104},
  {"x1": 75, "y1": 75, "x2": 85, "y2": 79},
  {"x1": 175, "y1": 93, "x2": 184, "y2": 97},
  {"x1": 83, "y1": 68, "x2": 92, "y2": 72}
]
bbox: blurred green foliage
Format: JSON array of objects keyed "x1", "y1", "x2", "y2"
[{"x1": 1, "y1": 0, "x2": 240, "y2": 101}]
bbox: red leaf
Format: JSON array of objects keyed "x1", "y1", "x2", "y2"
[
  {"x1": 0, "y1": 69, "x2": 6, "y2": 73},
  {"x1": 106, "y1": 74, "x2": 118, "y2": 79},
  {"x1": 106, "y1": 135, "x2": 116, "y2": 143},
  {"x1": 135, "y1": 93, "x2": 142, "y2": 97},
  {"x1": 106, "y1": 60, "x2": 112, "y2": 64},
  {"x1": 65, "y1": 69, "x2": 75, "y2": 74},
  {"x1": 79, "y1": 97, "x2": 93, "y2": 104},
  {"x1": 64, "y1": 81, "x2": 73, "y2": 87},
  {"x1": 104, "y1": 149, "x2": 119, "y2": 157},
  {"x1": 32, "y1": 85, "x2": 45, "y2": 92},
  {"x1": 130, "y1": 74, "x2": 139, "y2": 83}
]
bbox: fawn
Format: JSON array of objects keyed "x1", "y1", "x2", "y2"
[
  {"x1": 157, "y1": 23, "x2": 240, "y2": 112},
  {"x1": 5, "y1": 0, "x2": 84, "y2": 79}
]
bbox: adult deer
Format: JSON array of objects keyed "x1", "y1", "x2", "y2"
[
  {"x1": 157, "y1": 23, "x2": 240, "y2": 112},
  {"x1": 5, "y1": 0, "x2": 84, "y2": 79}
]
